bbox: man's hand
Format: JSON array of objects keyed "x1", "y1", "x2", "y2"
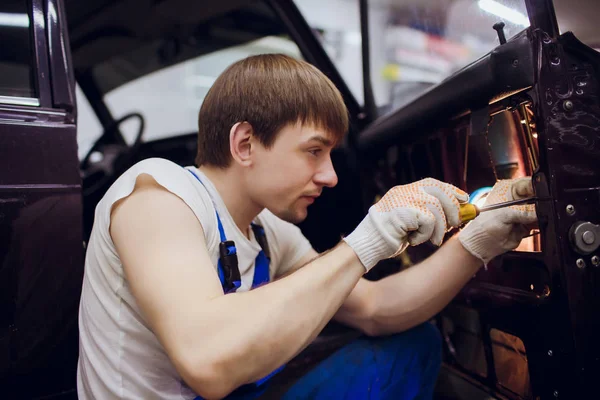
[
  {"x1": 458, "y1": 177, "x2": 538, "y2": 264},
  {"x1": 344, "y1": 178, "x2": 469, "y2": 271}
]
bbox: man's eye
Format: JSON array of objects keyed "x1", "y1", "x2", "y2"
[{"x1": 308, "y1": 149, "x2": 321, "y2": 156}]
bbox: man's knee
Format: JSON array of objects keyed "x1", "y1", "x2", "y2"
[
  {"x1": 370, "y1": 323, "x2": 442, "y2": 398},
  {"x1": 409, "y1": 322, "x2": 442, "y2": 362},
  {"x1": 375, "y1": 322, "x2": 442, "y2": 362},
  {"x1": 373, "y1": 323, "x2": 442, "y2": 379}
]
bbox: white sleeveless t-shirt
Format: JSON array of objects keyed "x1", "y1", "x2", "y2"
[{"x1": 76, "y1": 158, "x2": 313, "y2": 399}]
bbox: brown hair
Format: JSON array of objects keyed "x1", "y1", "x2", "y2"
[{"x1": 196, "y1": 54, "x2": 349, "y2": 168}]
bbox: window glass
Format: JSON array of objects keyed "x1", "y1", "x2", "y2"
[
  {"x1": 294, "y1": 0, "x2": 364, "y2": 105},
  {"x1": 86, "y1": 1, "x2": 303, "y2": 143},
  {"x1": 76, "y1": 84, "x2": 103, "y2": 160},
  {"x1": 0, "y1": 0, "x2": 36, "y2": 100},
  {"x1": 102, "y1": 36, "x2": 302, "y2": 144},
  {"x1": 296, "y1": 0, "x2": 529, "y2": 113},
  {"x1": 554, "y1": 0, "x2": 600, "y2": 51}
]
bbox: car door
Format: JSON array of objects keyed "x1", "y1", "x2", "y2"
[
  {"x1": 352, "y1": 0, "x2": 600, "y2": 398},
  {"x1": 0, "y1": 0, "x2": 82, "y2": 398}
]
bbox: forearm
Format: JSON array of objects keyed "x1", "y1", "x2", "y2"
[
  {"x1": 180, "y1": 242, "x2": 364, "y2": 398},
  {"x1": 367, "y1": 236, "x2": 481, "y2": 336}
]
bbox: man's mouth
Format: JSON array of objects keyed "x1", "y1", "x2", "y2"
[{"x1": 300, "y1": 193, "x2": 320, "y2": 204}]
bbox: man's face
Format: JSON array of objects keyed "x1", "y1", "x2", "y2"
[{"x1": 246, "y1": 123, "x2": 339, "y2": 224}]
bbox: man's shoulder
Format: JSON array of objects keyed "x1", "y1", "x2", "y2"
[
  {"x1": 101, "y1": 158, "x2": 215, "y2": 229},
  {"x1": 130, "y1": 157, "x2": 188, "y2": 175},
  {"x1": 101, "y1": 158, "x2": 181, "y2": 205}
]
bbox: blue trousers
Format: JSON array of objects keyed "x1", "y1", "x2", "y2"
[{"x1": 223, "y1": 322, "x2": 442, "y2": 400}]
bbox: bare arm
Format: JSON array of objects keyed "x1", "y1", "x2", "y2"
[
  {"x1": 285, "y1": 239, "x2": 479, "y2": 337},
  {"x1": 337, "y1": 237, "x2": 480, "y2": 336},
  {"x1": 277, "y1": 249, "x2": 377, "y2": 335},
  {"x1": 110, "y1": 175, "x2": 365, "y2": 399}
]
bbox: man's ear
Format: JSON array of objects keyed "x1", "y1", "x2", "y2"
[{"x1": 229, "y1": 122, "x2": 254, "y2": 166}]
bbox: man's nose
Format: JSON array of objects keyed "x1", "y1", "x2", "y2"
[{"x1": 314, "y1": 157, "x2": 338, "y2": 188}]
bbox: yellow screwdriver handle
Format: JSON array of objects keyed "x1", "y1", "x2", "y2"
[{"x1": 459, "y1": 203, "x2": 479, "y2": 223}]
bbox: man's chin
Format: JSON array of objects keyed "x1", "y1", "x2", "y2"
[{"x1": 274, "y1": 207, "x2": 308, "y2": 224}]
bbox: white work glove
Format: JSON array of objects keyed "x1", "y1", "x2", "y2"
[
  {"x1": 343, "y1": 178, "x2": 469, "y2": 271},
  {"x1": 458, "y1": 177, "x2": 538, "y2": 265}
]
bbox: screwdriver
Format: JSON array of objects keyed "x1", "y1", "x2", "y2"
[{"x1": 459, "y1": 197, "x2": 539, "y2": 223}]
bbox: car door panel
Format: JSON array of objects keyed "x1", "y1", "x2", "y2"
[{"x1": 0, "y1": 0, "x2": 82, "y2": 398}]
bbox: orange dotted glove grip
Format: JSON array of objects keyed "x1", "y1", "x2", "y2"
[
  {"x1": 484, "y1": 178, "x2": 536, "y2": 213},
  {"x1": 458, "y1": 177, "x2": 537, "y2": 266},
  {"x1": 344, "y1": 178, "x2": 468, "y2": 271}
]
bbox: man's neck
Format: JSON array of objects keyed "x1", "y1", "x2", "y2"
[{"x1": 198, "y1": 165, "x2": 263, "y2": 237}]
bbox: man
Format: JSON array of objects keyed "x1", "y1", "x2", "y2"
[{"x1": 77, "y1": 54, "x2": 536, "y2": 399}]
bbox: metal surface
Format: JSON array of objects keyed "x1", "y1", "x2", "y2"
[
  {"x1": 0, "y1": 0, "x2": 83, "y2": 397},
  {"x1": 529, "y1": 25, "x2": 600, "y2": 398},
  {"x1": 569, "y1": 221, "x2": 600, "y2": 254},
  {"x1": 478, "y1": 197, "x2": 540, "y2": 212},
  {"x1": 519, "y1": 104, "x2": 539, "y2": 170},
  {"x1": 566, "y1": 204, "x2": 575, "y2": 215},
  {"x1": 0, "y1": 125, "x2": 83, "y2": 399},
  {"x1": 582, "y1": 231, "x2": 595, "y2": 245},
  {"x1": 460, "y1": 197, "x2": 546, "y2": 224},
  {"x1": 46, "y1": 0, "x2": 77, "y2": 119},
  {"x1": 359, "y1": 0, "x2": 377, "y2": 123},
  {"x1": 525, "y1": 0, "x2": 560, "y2": 39},
  {"x1": 0, "y1": 96, "x2": 40, "y2": 107},
  {"x1": 493, "y1": 22, "x2": 507, "y2": 45},
  {"x1": 31, "y1": 0, "x2": 52, "y2": 108}
]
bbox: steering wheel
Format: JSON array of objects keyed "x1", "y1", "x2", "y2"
[{"x1": 81, "y1": 112, "x2": 145, "y2": 196}]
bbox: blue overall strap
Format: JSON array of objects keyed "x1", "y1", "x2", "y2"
[
  {"x1": 250, "y1": 223, "x2": 270, "y2": 289},
  {"x1": 251, "y1": 250, "x2": 270, "y2": 289},
  {"x1": 187, "y1": 169, "x2": 240, "y2": 292}
]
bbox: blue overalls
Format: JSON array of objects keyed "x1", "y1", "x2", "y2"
[{"x1": 188, "y1": 170, "x2": 284, "y2": 399}]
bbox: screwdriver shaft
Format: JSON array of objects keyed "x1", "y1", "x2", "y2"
[{"x1": 478, "y1": 197, "x2": 538, "y2": 212}]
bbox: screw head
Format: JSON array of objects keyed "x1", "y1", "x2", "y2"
[
  {"x1": 592, "y1": 256, "x2": 600, "y2": 266},
  {"x1": 548, "y1": 350, "x2": 553, "y2": 356},
  {"x1": 566, "y1": 204, "x2": 575, "y2": 215},
  {"x1": 577, "y1": 258, "x2": 586, "y2": 269},
  {"x1": 563, "y1": 100, "x2": 574, "y2": 111}
]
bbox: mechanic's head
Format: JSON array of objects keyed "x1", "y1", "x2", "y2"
[{"x1": 196, "y1": 54, "x2": 349, "y2": 223}]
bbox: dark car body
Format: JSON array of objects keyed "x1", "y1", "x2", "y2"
[
  {"x1": 0, "y1": 0, "x2": 599, "y2": 399},
  {"x1": 0, "y1": 0, "x2": 82, "y2": 398}
]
